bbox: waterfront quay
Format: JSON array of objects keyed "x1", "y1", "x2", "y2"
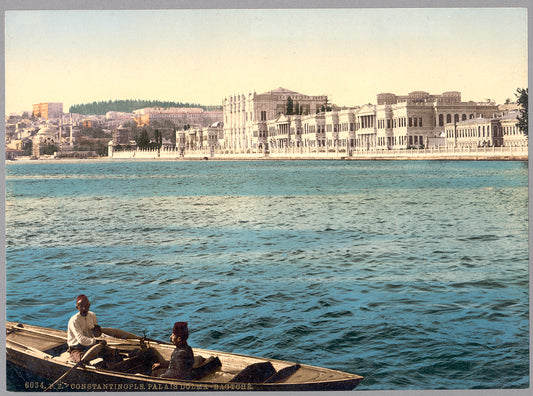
[{"x1": 107, "y1": 145, "x2": 528, "y2": 161}]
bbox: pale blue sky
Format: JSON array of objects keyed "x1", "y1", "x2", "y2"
[{"x1": 5, "y1": 8, "x2": 528, "y2": 113}]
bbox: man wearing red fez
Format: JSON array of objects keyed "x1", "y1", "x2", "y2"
[
  {"x1": 67, "y1": 295, "x2": 106, "y2": 363},
  {"x1": 152, "y1": 322, "x2": 195, "y2": 379}
]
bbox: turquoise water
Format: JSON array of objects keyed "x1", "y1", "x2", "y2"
[{"x1": 5, "y1": 160, "x2": 529, "y2": 390}]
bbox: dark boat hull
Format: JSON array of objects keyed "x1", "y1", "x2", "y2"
[
  {"x1": 6, "y1": 322, "x2": 363, "y2": 391},
  {"x1": 7, "y1": 354, "x2": 361, "y2": 392}
]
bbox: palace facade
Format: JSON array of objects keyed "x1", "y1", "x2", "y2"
[
  {"x1": 445, "y1": 110, "x2": 526, "y2": 149},
  {"x1": 170, "y1": 88, "x2": 526, "y2": 154},
  {"x1": 221, "y1": 88, "x2": 518, "y2": 152},
  {"x1": 176, "y1": 122, "x2": 223, "y2": 154},
  {"x1": 222, "y1": 87, "x2": 328, "y2": 150}
]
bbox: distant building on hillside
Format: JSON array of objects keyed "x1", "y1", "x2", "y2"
[
  {"x1": 32, "y1": 102, "x2": 63, "y2": 120},
  {"x1": 105, "y1": 111, "x2": 135, "y2": 128},
  {"x1": 113, "y1": 124, "x2": 133, "y2": 146},
  {"x1": 133, "y1": 107, "x2": 222, "y2": 127}
]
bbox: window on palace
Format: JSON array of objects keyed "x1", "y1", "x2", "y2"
[
  {"x1": 409, "y1": 117, "x2": 412, "y2": 127},
  {"x1": 419, "y1": 117, "x2": 422, "y2": 127},
  {"x1": 414, "y1": 118, "x2": 418, "y2": 127},
  {"x1": 439, "y1": 114, "x2": 444, "y2": 126},
  {"x1": 387, "y1": 119, "x2": 391, "y2": 128},
  {"x1": 447, "y1": 115, "x2": 452, "y2": 123}
]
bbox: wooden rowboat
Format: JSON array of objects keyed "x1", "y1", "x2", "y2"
[{"x1": 6, "y1": 321, "x2": 363, "y2": 391}]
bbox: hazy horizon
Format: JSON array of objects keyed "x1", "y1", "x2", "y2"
[{"x1": 5, "y1": 8, "x2": 528, "y2": 114}]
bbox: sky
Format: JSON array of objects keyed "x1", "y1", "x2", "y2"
[{"x1": 4, "y1": 7, "x2": 528, "y2": 114}]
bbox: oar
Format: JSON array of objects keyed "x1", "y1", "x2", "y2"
[
  {"x1": 44, "y1": 343, "x2": 103, "y2": 392},
  {"x1": 101, "y1": 327, "x2": 168, "y2": 364},
  {"x1": 101, "y1": 327, "x2": 140, "y2": 340},
  {"x1": 101, "y1": 327, "x2": 171, "y2": 345}
]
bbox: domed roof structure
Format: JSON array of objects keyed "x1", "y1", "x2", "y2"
[{"x1": 36, "y1": 126, "x2": 58, "y2": 136}]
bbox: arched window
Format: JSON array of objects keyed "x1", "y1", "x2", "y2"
[
  {"x1": 470, "y1": 114, "x2": 474, "y2": 119},
  {"x1": 439, "y1": 114, "x2": 444, "y2": 126},
  {"x1": 462, "y1": 114, "x2": 467, "y2": 121},
  {"x1": 454, "y1": 114, "x2": 459, "y2": 123},
  {"x1": 447, "y1": 114, "x2": 452, "y2": 123}
]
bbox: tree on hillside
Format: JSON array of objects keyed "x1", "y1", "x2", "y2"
[
  {"x1": 324, "y1": 97, "x2": 332, "y2": 112},
  {"x1": 153, "y1": 129, "x2": 163, "y2": 152},
  {"x1": 135, "y1": 130, "x2": 151, "y2": 149},
  {"x1": 41, "y1": 143, "x2": 58, "y2": 155},
  {"x1": 515, "y1": 88, "x2": 528, "y2": 136},
  {"x1": 286, "y1": 97, "x2": 294, "y2": 115},
  {"x1": 68, "y1": 99, "x2": 222, "y2": 115},
  {"x1": 23, "y1": 140, "x2": 33, "y2": 156}
]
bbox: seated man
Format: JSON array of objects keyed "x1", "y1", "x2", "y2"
[
  {"x1": 67, "y1": 294, "x2": 119, "y2": 367},
  {"x1": 152, "y1": 322, "x2": 194, "y2": 379}
]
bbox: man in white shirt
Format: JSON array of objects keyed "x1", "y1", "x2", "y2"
[{"x1": 67, "y1": 294, "x2": 107, "y2": 363}]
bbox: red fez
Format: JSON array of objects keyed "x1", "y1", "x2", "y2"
[
  {"x1": 173, "y1": 322, "x2": 188, "y2": 337},
  {"x1": 76, "y1": 294, "x2": 89, "y2": 304}
]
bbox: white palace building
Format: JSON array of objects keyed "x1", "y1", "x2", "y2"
[
  {"x1": 218, "y1": 87, "x2": 525, "y2": 153},
  {"x1": 109, "y1": 87, "x2": 526, "y2": 160},
  {"x1": 216, "y1": 88, "x2": 527, "y2": 151}
]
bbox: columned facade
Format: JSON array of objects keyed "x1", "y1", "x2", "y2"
[
  {"x1": 219, "y1": 89, "x2": 521, "y2": 153},
  {"x1": 223, "y1": 87, "x2": 328, "y2": 150},
  {"x1": 445, "y1": 111, "x2": 524, "y2": 149}
]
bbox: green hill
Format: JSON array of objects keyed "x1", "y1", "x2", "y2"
[{"x1": 69, "y1": 99, "x2": 222, "y2": 115}]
